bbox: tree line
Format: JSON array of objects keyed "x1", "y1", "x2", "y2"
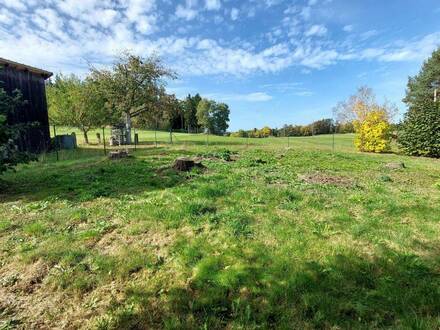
[
  {"x1": 46, "y1": 52, "x2": 230, "y2": 144},
  {"x1": 230, "y1": 119, "x2": 355, "y2": 138}
]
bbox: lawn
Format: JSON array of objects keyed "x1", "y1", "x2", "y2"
[{"x1": 1, "y1": 132, "x2": 439, "y2": 329}]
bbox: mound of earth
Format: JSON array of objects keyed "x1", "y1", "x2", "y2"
[{"x1": 299, "y1": 172, "x2": 353, "y2": 187}]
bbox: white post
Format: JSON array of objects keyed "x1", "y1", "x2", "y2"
[{"x1": 125, "y1": 112, "x2": 132, "y2": 145}]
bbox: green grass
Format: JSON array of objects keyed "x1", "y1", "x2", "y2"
[{"x1": 1, "y1": 131, "x2": 440, "y2": 329}]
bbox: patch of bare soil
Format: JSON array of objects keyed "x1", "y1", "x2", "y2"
[{"x1": 299, "y1": 172, "x2": 354, "y2": 187}]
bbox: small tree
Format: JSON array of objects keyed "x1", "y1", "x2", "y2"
[
  {"x1": 334, "y1": 86, "x2": 396, "y2": 153},
  {"x1": 399, "y1": 48, "x2": 440, "y2": 157},
  {"x1": 354, "y1": 110, "x2": 391, "y2": 153},
  {"x1": 0, "y1": 86, "x2": 35, "y2": 173},
  {"x1": 47, "y1": 75, "x2": 107, "y2": 144}
]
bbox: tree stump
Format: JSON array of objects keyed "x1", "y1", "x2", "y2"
[
  {"x1": 173, "y1": 157, "x2": 203, "y2": 171},
  {"x1": 385, "y1": 162, "x2": 405, "y2": 170},
  {"x1": 108, "y1": 150, "x2": 129, "y2": 160}
]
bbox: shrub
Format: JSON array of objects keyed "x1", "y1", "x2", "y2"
[{"x1": 354, "y1": 110, "x2": 391, "y2": 153}]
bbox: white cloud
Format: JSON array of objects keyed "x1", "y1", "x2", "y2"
[
  {"x1": 0, "y1": 1, "x2": 439, "y2": 80},
  {"x1": 205, "y1": 0, "x2": 221, "y2": 11},
  {"x1": 0, "y1": 8, "x2": 16, "y2": 24},
  {"x1": 300, "y1": 6, "x2": 311, "y2": 20},
  {"x1": 343, "y1": 25, "x2": 353, "y2": 32},
  {"x1": 207, "y1": 92, "x2": 273, "y2": 102},
  {"x1": 1, "y1": 0, "x2": 26, "y2": 11},
  {"x1": 360, "y1": 29, "x2": 379, "y2": 40},
  {"x1": 135, "y1": 15, "x2": 157, "y2": 34},
  {"x1": 175, "y1": 4, "x2": 198, "y2": 20},
  {"x1": 305, "y1": 24, "x2": 328, "y2": 37},
  {"x1": 230, "y1": 8, "x2": 239, "y2": 21}
]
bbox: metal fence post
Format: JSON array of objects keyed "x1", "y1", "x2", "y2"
[
  {"x1": 102, "y1": 127, "x2": 106, "y2": 155},
  {"x1": 53, "y1": 125, "x2": 59, "y2": 161}
]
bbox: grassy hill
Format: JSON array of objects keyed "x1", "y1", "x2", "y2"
[{"x1": 0, "y1": 131, "x2": 439, "y2": 329}]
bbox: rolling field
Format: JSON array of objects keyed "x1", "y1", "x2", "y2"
[{"x1": 1, "y1": 131, "x2": 439, "y2": 329}]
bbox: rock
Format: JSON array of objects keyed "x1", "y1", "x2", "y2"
[
  {"x1": 385, "y1": 162, "x2": 405, "y2": 170},
  {"x1": 173, "y1": 157, "x2": 204, "y2": 171},
  {"x1": 108, "y1": 150, "x2": 129, "y2": 160}
]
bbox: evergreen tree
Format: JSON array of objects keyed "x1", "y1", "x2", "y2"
[
  {"x1": 183, "y1": 93, "x2": 201, "y2": 133},
  {"x1": 399, "y1": 48, "x2": 440, "y2": 157}
]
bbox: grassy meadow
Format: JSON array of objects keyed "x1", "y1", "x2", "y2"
[{"x1": 1, "y1": 130, "x2": 440, "y2": 329}]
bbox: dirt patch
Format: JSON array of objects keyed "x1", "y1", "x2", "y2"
[{"x1": 299, "y1": 172, "x2": 353, "y2": 187}]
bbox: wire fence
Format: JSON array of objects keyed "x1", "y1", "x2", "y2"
[{"x1": 39, "y1": 125, "x2": 355, "y2": 163}]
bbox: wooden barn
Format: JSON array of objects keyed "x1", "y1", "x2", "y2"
[{"x1": 0, "y1": 58, "x2": 52, "y2": 153}]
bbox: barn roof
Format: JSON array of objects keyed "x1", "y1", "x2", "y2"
[{"x1": 0, "y1": 57, "x2": 53, "y2": 79}]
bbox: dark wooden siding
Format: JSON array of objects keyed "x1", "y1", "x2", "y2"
[{"x1": 0, "y1": 66, "x2": 51, "y2": 153}]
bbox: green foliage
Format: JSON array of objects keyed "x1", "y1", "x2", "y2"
[
  {"x1": 196, "y1": 98, "x2": 230, "y2": 135},
  {"x1": 182, "y1": 93, "x2": 202, "y2": 132},
  {"x1": 46, "y1": 74, "x2": 107, "y2": 143},
  {"x1": 0, "y1": 84, "x2": 35, "y2": 173},
  {"x1": 399, "y1": 48, "x2": 440, "y2": 157},
  {"x1": 89, "y1": 52, "x2": 176, "y2": 142}
]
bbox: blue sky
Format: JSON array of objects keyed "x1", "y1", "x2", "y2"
[{"x1": 0, "y1": 0, "x2": 439, "y2": 130}]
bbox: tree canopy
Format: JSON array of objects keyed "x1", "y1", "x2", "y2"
[
  {"x1": 399, "y1": 48, "x2": 440, "y2": 157},
  {"x1": 89, "y1": 53, "x2": 175, "y2": 143},
  {"x1": 46, "y1": 74, "x2": 107, "y2": 144},
  {"x1": 196, "y1": 98, "x2": 230, "y2": 135}
]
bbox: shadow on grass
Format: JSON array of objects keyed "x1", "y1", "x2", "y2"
[
  {"x1": 102, "y1": 245, "x2": 440, "y2": 329},
  {"x1": 0, "y1": 155, "x2": 187, "y2": 203}
]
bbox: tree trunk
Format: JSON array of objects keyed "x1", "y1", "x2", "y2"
[
  {"x1": 125, "y1": 112, "x2": 132, "y2": 144},
  {"x1": 83, "y1": 130, "x2": 89, "y2": 144}
]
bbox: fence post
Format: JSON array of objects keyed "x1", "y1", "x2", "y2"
[
  {"x1": 53, "y1": 125, "x2": 59, "y2": 161},
  {"x1": 332, "y1": 123, "x2": 335, "y2": 153},
  {"x1": 102, "y1": 127, "x2": 106, "y2": 155},
  {"x1": 134, "y1": 128, "x2": 137, "y2": 151},
  {"x1": 154, "y1": 123, "x2": 158, "y2": 148}
]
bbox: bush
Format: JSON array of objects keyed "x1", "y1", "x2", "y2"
[{"x1": 354, "y1": 110, "x2": 391, "y2": 153}]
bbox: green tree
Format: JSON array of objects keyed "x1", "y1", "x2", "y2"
[
  {"x1": 182, "y1": 93, "x2": 201, "y2": 133},
  {"x1": 47, "y1": 74, "x2": 107, "y2": 144},
  {"x1": 399, "y1": 48, "x2": 440, "y2": 157},
  {"x1": 196, "y1": 98, "x2": 212, "y2": 133},
  {"x1": 0, "y1": 85, "x2": 35, "y2": 173},
  {"x1": 90, "y1": 52, "x2": 175, "y2": 144},
  {"x1": 196, "y1": 99, "x2": 230, "y2": 135}
]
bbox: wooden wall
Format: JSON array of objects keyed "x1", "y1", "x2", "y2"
[{"x1": 0, "y1": 66, "x2": 51, "y2": 153}]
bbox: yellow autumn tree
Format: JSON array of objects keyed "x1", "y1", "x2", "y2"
[
  {"x1": 354, "y1": 109, "x2": 391, "y2": 152},
  {"x1": 334, "y1": 86, "x2": 396, "y2": 153}
]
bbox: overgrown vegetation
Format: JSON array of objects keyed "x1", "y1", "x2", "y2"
[
  {"x1": 1, "y1": 134, "x2": 439, "y2": 329},
  {"x1": 0, "y1": 83, "x2": 35, "y2": 174}
]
